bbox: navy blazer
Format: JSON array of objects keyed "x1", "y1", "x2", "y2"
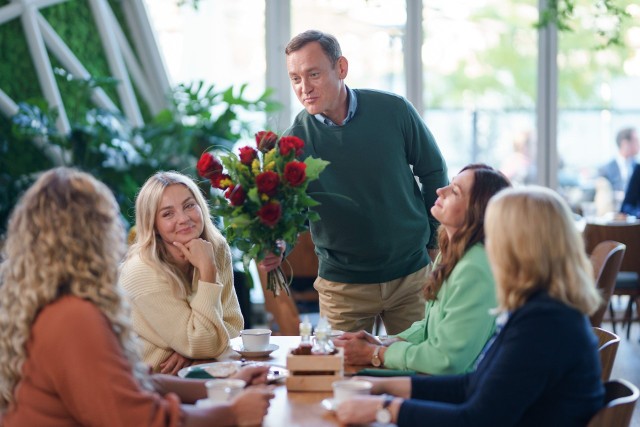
[
  {"x1": 397, "y1": 292, "x2": 604, "y2": 427},
  {"x1": 621, "y1": 164, "x2": 640, "y2": 216}
]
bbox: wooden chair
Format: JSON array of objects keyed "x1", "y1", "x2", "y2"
[
  {"x1": 587, "y1": 379, "x2": 639, "y2": 427},
  {"x1": 584, "y1": 222, "x2": 640, "y2": 338},
  {"x1": 592, "y1": 327, "x2": 621, "y2": 382},
  {"x1": 588, "y1": 241, "x2": 626, "y2": 327}
]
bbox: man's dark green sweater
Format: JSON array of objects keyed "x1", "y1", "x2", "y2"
[{"x1": 286, "y1": 89, "x2": 448, "y2": 283}]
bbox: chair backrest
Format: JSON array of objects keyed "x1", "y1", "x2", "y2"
[
  {"x1": 587, "y1": 378, "x2": 639, "y2": 427},
  {"x1": 592, "y1": 327, "x2": 621, "y2": 382},
  {"x1": 589, "y1": 241, "x2": 626, "y2": 327},
  {"x1": 583, "y1": 222, "x2": 640, "y2": 275}
]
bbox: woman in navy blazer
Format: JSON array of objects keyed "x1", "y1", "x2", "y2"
[{"x1": 336, "y1": 186, "x2": 605, "y2": 427}]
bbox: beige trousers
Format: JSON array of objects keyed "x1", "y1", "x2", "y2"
[{"x1": 313, "y1": 266, "x2": 428, "y2": 335}]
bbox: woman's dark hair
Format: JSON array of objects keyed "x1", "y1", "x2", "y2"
[{"x1": 424, "y1": 164, "x2": 511, "y2": 300}]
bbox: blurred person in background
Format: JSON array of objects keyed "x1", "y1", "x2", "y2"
[{"x1": 598, "y1": 127, "x2": 639, "y2": 207}]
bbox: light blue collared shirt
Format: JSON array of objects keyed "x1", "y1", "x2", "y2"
[{"x1": 313, "y1": 86, "x2": 357, "y2": 126}]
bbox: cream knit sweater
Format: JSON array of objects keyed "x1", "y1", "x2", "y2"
[{"x1": 120, "y1": 244, "x2": 243, "y2": 372}]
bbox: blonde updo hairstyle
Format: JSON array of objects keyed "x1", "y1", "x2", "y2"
[
  {"x1": 125, "y1": 171, "x2": 226, "y2": 298},
  {"x1": 0, "y1": 168, "x2": 150, "y2": 413},
  {"x1": 484, "y1": 186, "x2": 601, "y2": 315}
]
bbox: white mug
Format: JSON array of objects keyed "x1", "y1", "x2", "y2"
[
  {"x1": 240, "y1": 328, "x2": 272, "y2": 351},
  {"x1": 205, "y1": 379, "x2": 246, "y2": 403},
  {"x1": 332, "y1": 380, "x2": 372, "y2": 404}
]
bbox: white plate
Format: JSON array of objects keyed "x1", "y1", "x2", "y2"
[
  {"x1": 179, "y1": 361, "x2": 287, "y2": 381},
  {"x1": 195, "y1": 398, "x2": 215, "y2": 408},
  {"x1": 321, "y1": 398, "x2": 337, "y2": 412},
  {"x1": 178, "y1": 361, "x2": 241, "y2": 379},
  {"x1": 232, "y1": 343, "x2": 279, "y2": 358}
]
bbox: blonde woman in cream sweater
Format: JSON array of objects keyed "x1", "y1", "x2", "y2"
[{"x1": 121, "y1": 171, "x2": 243, "y2": 374}]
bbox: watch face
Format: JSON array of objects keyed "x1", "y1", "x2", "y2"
[{"x1": 376, "y1": 408, "x2": 392, "y2": 424}]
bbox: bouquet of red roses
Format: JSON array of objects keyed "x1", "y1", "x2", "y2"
[{"x1": 197, "y1": 131, "x2": 328, "y2": 296}]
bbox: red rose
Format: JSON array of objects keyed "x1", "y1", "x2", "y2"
[
  {"x1": 211, "y1": 173, "x2": 232, "y2": 190},
  {"x1": 255, "y1": 171, "x2": 279, "y2": 196},
  {"x1": 284, "y1": 161, "x2": 307, "y2": 186},
  {"x1": 279, "y1": 136, "x2": 304, "y2": 157},
  {"x1": 255, "y1": 131, "x2": 278, "y2": 153},
  {"x1": 197, "y1": 152, "x2": 223, "y2": 179},
  {"x1": 225, "y1": 184, "x2": 246, "y2": 206},
  {"x1": 239, "y1": 146, "x2": 257, "y2": 165},
  {"x1": 257, "y1": 201, "x2": 282, "y2": 227}
]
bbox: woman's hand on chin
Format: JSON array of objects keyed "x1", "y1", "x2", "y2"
[{"x1": 173, "y1": 239, "x2": 217, "y2": 282}]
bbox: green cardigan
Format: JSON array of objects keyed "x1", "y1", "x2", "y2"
[{"x1": 383, "y1": 243, "x2": 497, "y2": 374}]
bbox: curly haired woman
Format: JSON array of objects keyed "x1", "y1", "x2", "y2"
[{"x1": 0, "y1": 168, "x2": 273, "y2": 426}]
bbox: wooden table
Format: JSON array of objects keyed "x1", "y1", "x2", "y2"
[{"x1": 217, "y1": 335, "x2": 367, "y2": 426}]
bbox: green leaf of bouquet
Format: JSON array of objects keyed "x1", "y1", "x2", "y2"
[
  {"x1": 298, "y1": 193, "x2": 321, "y2": 207},
  {"x1": 307, "y1": 210, "x2": 321, "y2": 222},
  {"x1": 304, "y1": 157, "x2": 330, "y2": 180},
  {"x1": 247, "y1": 187, "x2": 260, "y2": 204},
  {"x1": 228, "y1": 215, "x2": 252, "y2": 227}
]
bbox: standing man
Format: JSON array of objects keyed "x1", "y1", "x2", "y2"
[
  {"x1": 598, "y1": 127, "x2": 639, "y2": 194},
  {"x1": 262, "y1": 30, "x2": 447, "y2": 335}
]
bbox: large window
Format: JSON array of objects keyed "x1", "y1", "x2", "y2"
[
  {"x1": 422, "y1": 0, "x2": 538, "y2": 182},
  {"x1": 290, "y1": 0, "x2": 406, "y2": 119},
  {"x1": 556, "y1": 0, "x2": 640, "y2": 212}
]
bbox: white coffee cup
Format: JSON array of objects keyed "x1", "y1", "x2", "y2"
[
  {"x1": 332, "y1": 380, "x2": 373, "y2": 404},
  {"x1": 205, "y1": 379, "x2": 246, "y2": 403},
  {"x1": 241, "y1": 328, "x2": 272, "y2": 351}
]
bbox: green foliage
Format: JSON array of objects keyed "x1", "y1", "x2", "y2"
[
  {"x1": 140, "y1": 81, "x2": 281, "y2": 174},
  {"x1": 2, "y1": 71, "x2": 280, "y2": 236},
  {"x1": 0, "y1": 19, "x2": 42, "y2": 101},
  {"x1": 537, "y1": 0, "x2": 632, "y2": 48}
]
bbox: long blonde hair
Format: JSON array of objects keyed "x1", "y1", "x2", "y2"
[
  {"x1": 485, "y1": 186, "x2": 601, "y2": 314},
  {"x1": 125, "y1": 171, "x2": 226, "y2": 297},
  {"x1": 0, "y1": 168, "x2": 150, "y2": 413}
]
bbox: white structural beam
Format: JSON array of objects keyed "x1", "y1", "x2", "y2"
[
  {"x1": 120, "y1": 0, "x2": 171, "y2": 114},
  {"x1": 20, "y1": 3, "x2": 70, "y2": 133},
  {"x1": 104, "y1": 5, "x2": 157, "y2": 111},
  {"x1": 536, "y1": 0, "x2": 558, "y2": 188},
  {"x1": 37, "y1": 13, "x2": 119, "y2": 112},
  {"x1": 0, "y1": 88, "x2": 19, "y2": 117},
  {"x1": 405, "y1": 0, "x2": 423, "y2": 114},
  {"x1": 266, "y1": 0, "x2": 291, "y2": 132},
  {"x1": 0, "y1": 2, "x2": 23, "y2": 25},
  {"x1": 88, "y1": 0, "x2": 143, "y2": 127}
]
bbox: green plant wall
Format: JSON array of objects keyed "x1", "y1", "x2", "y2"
[{"x1": 0, "y1": 19, "x2": 42, "y2": 102}]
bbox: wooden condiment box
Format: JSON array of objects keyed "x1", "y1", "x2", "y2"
[{"x1": 285, "y1": 348, "x2": 344, "y2": 391}]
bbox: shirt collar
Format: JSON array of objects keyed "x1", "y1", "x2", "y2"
[{"x1": 313, "y1": 86, "x2": 357, "y2": 126}]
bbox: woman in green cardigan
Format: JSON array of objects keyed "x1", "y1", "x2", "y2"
[{"x1": 335, "y1": 164, "x2": 510, "y2": 374}]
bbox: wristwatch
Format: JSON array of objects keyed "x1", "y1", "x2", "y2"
[
  {"x1": 371, "y1": 345, "x2": 382, "y2": 367},
  {"x1": 376, "y1": 394, "x2": 394, "y2": 424}
]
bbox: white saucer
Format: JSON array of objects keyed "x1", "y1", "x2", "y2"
[
  {"x1": 321, "y1": 398, "x2": 337, "y2": 412},
  {"x1": 195, "y1": 398, "x2": 215, "y2": 408},
  {"x1": 233, "y1": 343, "x2": 279, "y2": 358}
]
